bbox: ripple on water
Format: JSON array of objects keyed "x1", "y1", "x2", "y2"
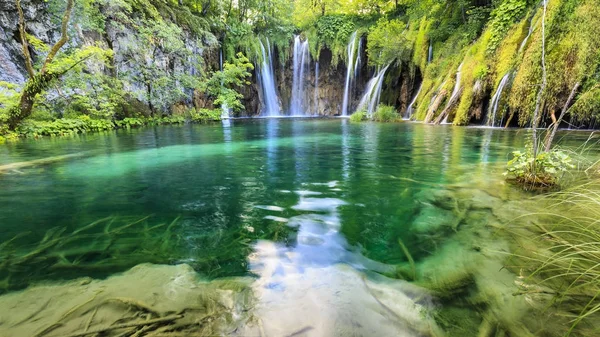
[{"x1": 244, "y1": 191, "x2": 442, "y2": 336}]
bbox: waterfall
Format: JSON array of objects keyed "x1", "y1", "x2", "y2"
[
  {"x1": 342, "y1": 31, "x2": 359, "y2": 116},
  {"x1": 356, "y1": 64, "x2": 390, "y2": 117},
  {"x1": 428, "y1": 42, "x2": 433, "y2": 63},
  {"x1": 314, "y1": 62, "x2": 319, "y2": 115},
  {"x1": 219, "y1": 48, "x2": 231, "y2": 119},
  {"x1": 354, "y1": 36, "x2": 362, "y2": 80},
  {"x1": 259, "y1": 39, "x2": 281, "y2": 117},
  {"x1": 290, "y1": 36, "x2": 310, "y2": 116},
  {"x1": 440, "y1": 62, "x2": 464, "y2": 124},
  {"x1": 519, "y1": 17, "x2": 536, "y2": 53},
  {"x1": 405, "y1": 83, "x2": 423, "y2": 119},
  {"x1": 486, "y1": 72, "x2": 511, "y2": 127}
]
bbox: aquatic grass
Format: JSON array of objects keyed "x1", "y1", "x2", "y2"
[
  {"x1": 507, "y1": 180, "x2": 600, "y2": 335},
  {"x1": 0, "y1": 216, "x2": 183, "y2": 293}
]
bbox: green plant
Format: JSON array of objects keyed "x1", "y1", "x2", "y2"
[
  {"x1": 202, "y1": 52, "x2": 254, "y2": 113},
  {"x1": 487, "y1": 0, "x2": 528, "y2": 53},
  {"x1": 367, "y1": 18, "x2": 411, "y2": 66},
  {"x1": 189, "y1": 108, "x2": 222, "y2": 123},
  {"x1": 349, "y1": 110, "x2": 367, "y2": 122},
  {"x1": 372, "y1": 105, "x2": 399, "y2": 122},
  {"x1": 505, "y1": 149, "x2": 575, "y2": 189},
  {"x1": 509, "y1": 180, "x2": 600, "y2": 336}
]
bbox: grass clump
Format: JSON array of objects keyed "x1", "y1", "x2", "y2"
[
  {"x1": 509, "y1": 180, "x2": 600, "y2": 336},
  {"x1": 372, "y1": 105, "x2": 400, "y2": 122},
  {"x1": 349, "y1": 110, "x2": 367, "y2": 122}
]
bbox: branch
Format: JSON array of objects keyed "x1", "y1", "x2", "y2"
[
  {"x1": 41, "y1": 0, "x2": 74, "y2": 74},
  {"x1": 544, "y1": 82, "x2": 580, "y2": 152},
  {"x1": 16, "y1": 0, "x2": 35, "y2": 78},
  {"x1": 531, "y1": 0, "x2": 548, "y2": 168}
]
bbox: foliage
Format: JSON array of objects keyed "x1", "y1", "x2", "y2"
[
  {"x1": 349, "y1": 110, "x2": 367, "y2": 122},
  {"x1": 202, "y1": 53, "x2": 254, "y2": 112},
  {"x1": 505, "y1": 149, "x2": 575, "y2": 189},
  {"x1": 570, "y1": 86, "x2": 600, "y2": 122},
  {"x1": 189, "y1": 108, "x2": 222, "y2": 123},
  {"x1": 510, "y1": 180, "x2": 600, "y2": 335},
  {"x1": 16, "y1": 117, "x2": 114, "y2": 137},
  {"x1": 0, "y1": 82, "x2": 19, "y2": 120},
  {"x1": 308, "y1": 14, "x2": 357, "y2": 66},
  {"x1": 372, "y1": 105, "x2": 399, "y2": 122},
  {"x1": 367, "y1": 18, "x2": 411, "y2": 66},
  {"x1": 487, "y1": 0, "x2": 528, "y2": 53},
  {"x1": 10, "y1": 114, "x2": 214, "y2": 138}
]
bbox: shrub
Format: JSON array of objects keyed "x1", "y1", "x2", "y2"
[
  {"x1": 505, "y1": 149, "x2": 575, "y2": 189},
  {"x1": 349, "y1": 110, "x2": 367, "y2": 122},
  {"x1": 372, "y1": 105, "x2": 399, "y2": 122},
  {"x1": 189, "y1": 108, "x2": 222, "y2": 123}
]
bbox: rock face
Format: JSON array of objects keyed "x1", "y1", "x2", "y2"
[
  {"x1": 0, "y1": 0, "x2": 52, "y2": 84},
  {"x1": 274, "y1": 47, "x2": 370, "y2": 117}
]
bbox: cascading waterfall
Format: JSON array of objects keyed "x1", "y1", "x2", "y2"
[
  {"x1": 342, "y1": 31, "x2": 359, "y2": 116},
  {"x1": 405, "y1": 83, "x2": 423, "y2": 119},
  {"x1": 259, "y1": 38, "x2": 281, "y2": 117},
  {"x1": 440, "y1": 62, "x2": 464, "y2": 124},
  {"x1": 219, "y1": 48, "x2": 231, "y2": 119},
  {"x1": 290, "y1": 36, "x2": 310, "y2": 116},
  {"x1": 486, "y1": 72, "x2": 511, "y2": 127},
  {"x1": 356, "y1": 64, "x2": 391, "y2": 117},
  {"x1": 428, "y1": 42, "x2": 433, "y2": 63},
  {"x1": 314, "y1": 62, "x2": 320, "y2": 115},
  {"x1": 354, "y1": 36, "x2": 362, "y2": 80}
]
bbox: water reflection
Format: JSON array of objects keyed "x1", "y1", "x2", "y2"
[{"x1": 248, "y1": 184, "x2": 438, "y2": 336}]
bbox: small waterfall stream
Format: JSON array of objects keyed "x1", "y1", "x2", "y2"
[
  {"x1": 405, "y1": 83, "x2": 423, "y2": 119},
  {"x1": 519, "y1": 17, "x2": 536, "y2": 53},
  {"x1": 356, "y1": 64, "x2": 390, "y2": 117},
  {"x1": 342, "y1": 32, "x2": 359, "y2": 116},
  {"x1": 354, "y1": 37, "x2": 362, "y2": 80},
  {"x1": 428, "y1": 42, "x2": 433, "y2": 63},
  {"x1": 440, "y1": 62, "x2": 464, "y2": 124},
  {"x1": 259, "y1": 39, "x2": 281, "y2": 117},
  {"x1": 314, "y1": 62, "x2": 320, "y2": 115},
  {"x1": 290, "y1": 36, "x2": 310, "y2": 116},
  {"x1": 219, "y1": 48, "x2": 231, "y2": 119},
  {"x1": 486, "y1": 72, "x2": 511, "y2": 127}
]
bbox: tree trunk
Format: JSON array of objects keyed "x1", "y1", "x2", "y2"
[
  {"x1": 544, "y1": 82, "x2": 580, "y2": 152},
  {"x1": 7, "y1": 72, "x2": 56, "y2": 130},
  {"x1": 531, "y1": 0, "x2": 548, "y2": 171},
  {"x1": 9, "y1": 0, "x2": 75, "y2": 130}
]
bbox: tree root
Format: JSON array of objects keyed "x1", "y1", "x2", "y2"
[{"x1": 63, "y1": 314, "x2": 183, "y2": 337}]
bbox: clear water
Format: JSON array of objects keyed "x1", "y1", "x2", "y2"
[{"x1": 2, "y1": 120, "x2": 599, "y2": 335}]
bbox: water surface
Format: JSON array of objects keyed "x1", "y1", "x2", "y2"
[{"x1": 0, "y1": 119, "x2": 597, "y2": 335}]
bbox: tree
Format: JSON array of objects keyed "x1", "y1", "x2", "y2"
[
  {"x1": 529, "y1": 0, "x2": 547, "y2": 172},
  {"x1": 6, "y1": 0, "x2": 108, "y2": 130},
  {"x1": 203, "y1": 52, "x2": 254, "y2": 112}
]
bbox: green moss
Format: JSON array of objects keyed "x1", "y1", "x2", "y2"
[{"x1": 453, "y1": 29, "x2": 491, "y2": 125}]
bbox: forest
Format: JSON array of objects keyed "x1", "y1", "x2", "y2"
[{"x1": 1, "y1": 0, "x2": 600, "y2": 336}]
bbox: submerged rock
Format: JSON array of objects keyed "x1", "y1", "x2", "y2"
[
  {"x1": 244, "y1": 241, "x2": 443, "y2": 337},
  {"x1": 411, "y1": 204, "x2": 456, "y2": 235},
  {"x1": 0, "y1": 264, "x2": 254, "y2": 337}
]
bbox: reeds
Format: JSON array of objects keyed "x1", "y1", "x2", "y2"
[
  {"x1": 0, "y1": 216, "x2": 180, "y2": 293},
  {"x1": 509, "y1": 179, "x2": 600, "y2": 336}
]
